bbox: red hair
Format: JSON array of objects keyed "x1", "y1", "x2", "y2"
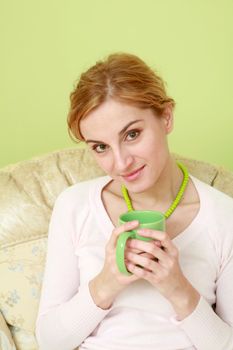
[{"x1": 67, "y1": 53, "x2": 175, "y2": 141}]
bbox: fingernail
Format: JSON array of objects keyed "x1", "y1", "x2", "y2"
[
  {"x1": 137, "y1": 229, "x2": 146, "y2": 234},
  {"x1": 128, "y1": 220, "x2": 139, "y2": 225},
  {"x1": 154, "y1": 240, "x2": 161, "y2": 247}
]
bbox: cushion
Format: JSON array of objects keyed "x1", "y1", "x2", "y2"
[{"x1": 0, "y1": 310, "x2": 16, "y2": 350}]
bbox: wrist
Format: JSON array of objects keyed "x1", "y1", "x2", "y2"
[
  {"x1": 89, "y1": 276, "x2": 115, "y2": 310},
  {"x1": 169, "y1": 280, "x2": 200, "y2": 320}
]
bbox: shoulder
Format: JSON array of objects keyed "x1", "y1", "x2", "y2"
[
  {"x1": 54, "y1": 176, "x2": 110, "y2": 212},
  {"x1": 54, "y1": 175, "x2": 111, "y2": 211},
  {"x1": 191, "y1": 175, "x2": 233, "y2": 216},
  {"x1": 49, "y1": 176, "x2": 111, "y2": 238},
  {"x1": 192, "y1": 175, "x2": 233, "y2": 254},
  {"x1": 192, "y1": 176, "x2": 233, "y2": 264}
]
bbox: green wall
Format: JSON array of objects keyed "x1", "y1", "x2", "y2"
[{"x1": 1, "y1": 0, "x2": 233, "y2": 171}]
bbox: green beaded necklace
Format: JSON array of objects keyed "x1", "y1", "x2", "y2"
[{"x1": 121, "y1": 162, "x2": 189, "y2": 219}]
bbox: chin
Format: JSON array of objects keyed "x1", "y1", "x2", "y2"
[{"x1": 124, "y1": 180, "x2": 153, "y2": 193}]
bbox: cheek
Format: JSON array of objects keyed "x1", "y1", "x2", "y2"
[
  {"x1": 153, "y1": 127, "x2": 168, "y2": 148},
  {"x1": 142, "y1": 134, "x2": 166, "y2": 156},
  {"x1": 144, "y1": 134, "x2": 169, "y2": 166},
  {"x1": 93, "y1": 155, "x2": 114, "y2": 173}
]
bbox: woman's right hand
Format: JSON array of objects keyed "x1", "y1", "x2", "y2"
[{"x1": 89, "y1": 220, "x2": 141, "y2": 309}]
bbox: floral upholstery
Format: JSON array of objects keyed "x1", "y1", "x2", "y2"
[
  {"x1": 0, "y1": 311, "x2": 16, "y2": 350},
  {"x1": 0, "y1": 147, "x2": 233, "y2": 350}
]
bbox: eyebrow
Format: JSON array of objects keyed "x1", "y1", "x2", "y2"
[{"x1": 85, "y1": 119, "x2": 143, "y2": 144}]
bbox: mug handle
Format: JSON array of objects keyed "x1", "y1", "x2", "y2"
[{"x1": 116, "y1": 231, "x2": 135, "y2": 275}]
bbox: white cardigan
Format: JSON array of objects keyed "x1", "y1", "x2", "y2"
[{"x1": 36, "y1": 175, "x2": 233, "y2": 350}]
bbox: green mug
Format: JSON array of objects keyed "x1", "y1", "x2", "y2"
[{"x1": 116, "y1": 210, "x2": 165, "y2": 275}]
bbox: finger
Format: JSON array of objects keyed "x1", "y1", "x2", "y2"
[
  {"x1": 126, "y1": 261, "x2": 156, "y2": 278},
  {"x1": 107, "y1": 220, "x2": 139, "y2": 250},
  {"x1": 136, "y1": 228, "x2": 167, "y2": 242},
  {"x1": 137, "y1": 252, "x2": 155, "y2": 260},
  {"x1": 126, "y1": 262, "x2": 146, "y2": 277},
  {"x1": 130, "y1": 248, "x2": 147, "y2": 255},
  {"x1": 136, "y1": 229, "x2": 177, "y2": 255},
  {"x1": 139, "y1": 241, "x2": 169, "y2": 264},
  {"x1": 125, "y1": 251, "x2": 158, "y2": 272},
  {"x1": 127, "y1": 262, "x2": 169, "y2": 285},
  {"x1": 127, "y1": 239, "x2": 163, "y2": 254},
  {"x1": 126, "y1": 239, "x2": 152, "y2": 255},
  {"x1": 127, "y1": 238, "x2": 162, "y2": 249}
]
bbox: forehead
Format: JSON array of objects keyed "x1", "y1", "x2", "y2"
[{"x1": 80, "y1": 99, "x2": 155, "y2": 140}]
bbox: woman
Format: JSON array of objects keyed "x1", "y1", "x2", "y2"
[{"x1": 36, "y1": 53, "x2": 233, "y2": 350}]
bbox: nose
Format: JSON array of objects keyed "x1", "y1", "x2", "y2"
[{"x1": 113, "y1": 147, "x2": 134, "y2": 174}]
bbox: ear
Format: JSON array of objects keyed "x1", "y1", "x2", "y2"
[{"x1": 161, "y1": 104, "x2": 174, "y2": 134}]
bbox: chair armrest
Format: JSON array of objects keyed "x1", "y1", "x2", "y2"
[{"x1": 0, "y1": 311, "x2": 16, "y2": 350}]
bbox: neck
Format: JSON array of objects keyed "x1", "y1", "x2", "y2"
[{"x1": 125, "y1": 157, "x2": 184, "y2": 211}]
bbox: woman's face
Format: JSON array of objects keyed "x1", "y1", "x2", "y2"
[{"x1": 80, "y1": 99, "x2": 173, "y2": 193}]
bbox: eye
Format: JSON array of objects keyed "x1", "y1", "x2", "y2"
[
  {"x1": 92, "y1": 143, "x2": 107, "y2": 154},
  {"x1": 125, "y1": 129, "x2": 140, "y2": 141}
]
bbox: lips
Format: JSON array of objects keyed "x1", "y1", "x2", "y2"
[{"x1": 122, "y1": 165, "x2": 145, "y2": 181}]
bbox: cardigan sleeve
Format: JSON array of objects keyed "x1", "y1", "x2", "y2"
[
  {"x1": 171, "y1": 296, "x2": 233, "y2": 350},
  {"x1": 170, "y1": 225, "x2": 233, "y2": 350},
  {"x1": 35, "y1": 190, "x2": 110, "y2": 350}
]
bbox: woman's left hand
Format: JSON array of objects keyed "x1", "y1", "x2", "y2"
[{"x1": 125, "y1": 228, "x2": 200, "y2": 320}]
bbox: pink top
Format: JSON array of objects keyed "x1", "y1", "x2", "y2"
[{"x1": 35, "y1": 175, "x2": 233, "y2": 350}]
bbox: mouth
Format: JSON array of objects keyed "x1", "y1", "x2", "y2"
[{"x1": 121, "y1": 165, "x2": 145, "y2": 181}]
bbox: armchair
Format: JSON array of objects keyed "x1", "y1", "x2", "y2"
[{"x1": 0, "y1": 147, "x2": 233, "y2": 350}]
